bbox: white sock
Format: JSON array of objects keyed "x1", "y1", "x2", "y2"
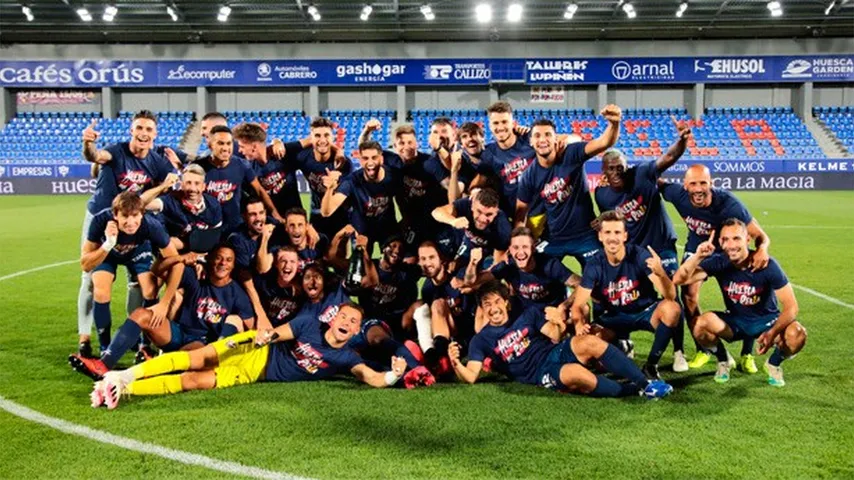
[{"x1": 414, "y1": 304, "x2": 434, "y2": 352}]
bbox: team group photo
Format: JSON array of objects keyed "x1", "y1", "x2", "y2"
[{"x1": 0, "y1": 2, "x2": 852, "y2": 479}]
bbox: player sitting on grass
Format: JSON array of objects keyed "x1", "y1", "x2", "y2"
[
  {"x1": 567, "y1": 211, "x2": 682, "y2": 381},
  {"x1": 673, "y1": 219, "x2": 806, "y2": 387},
  {"x1": 448, "y1": 281, "x2": 673, "y2": 399},
  {"x1": 91, "y1": 304, "x2": 407, "y2": 409},
  {"x1": 70, "y1": 244, "x2": 254, "y2": 380}
]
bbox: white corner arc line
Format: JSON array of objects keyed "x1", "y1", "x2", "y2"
[
  {"x1": 0, "y1": 260, "x2": 313, "y2": 480},
  {"x1": 0, "y1": 396, "x2": 307, "y2": 480},
  {"x1": 674, "y1": 244, "x2": 854, "y2": 310}
]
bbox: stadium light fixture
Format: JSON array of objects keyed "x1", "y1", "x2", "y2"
[
  {"x1": 217, "y1": 5, "x2": 231, "y2": 22},
  {"x1": 676, "y1": 2, "x2": 687, "y2": 17},
  {"x1": 360, "y1": 5, "x2": 373, "y2": 21},
  {"x1": 622, "y1": 2, "x2": 636, "y2": 18},
  {"x1": 507, "y1": 3, "x2": 523, "y2": 23},
  {"x1": 102, "y1": 5, "x2": 117, "y2": 22},
  {"x1": 166, "y1": 6, "x2": 179, "y2": 21},
  {"x1": 21, "y1": 5, "x2": 34, "y2": 22},
  {"x1": 475, "y1": 3, "x2": 492, "y2": 23},
  {"x1": 420, "y1": 5, "x2": 435, "y2": 21},
  {"x1": 767, "y1": 1, "x2": 783, "y2": 17},
  {"x1": 76, "y1": 8, "x2": 92, "y2": 22},
  {"x1": 824, "y1": 1, "x2": 835, "y2": 15},
  {"x1": 564, "y1": 3, "x2": 578, "y2": 20},
  {"x1": 307, "y1": 5, "x2": 321, "y2": 21}
]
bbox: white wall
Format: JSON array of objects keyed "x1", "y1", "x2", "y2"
[
  {"x1": 117, "y1": 89, "x2": 195, "y2": 112},
  {"x1": 210, "y1": 88, "x2": 306, "y2": 112},
  {"x1": 606, "y1": 85, "x2": 692, "y2": 109},
  {"x1": 705, "y1": 85, "x2": 797, "y2": 108},
  {"x1": 406, "y1": 88, "x2": 492, "y2": 110},
  {"x1": 814, "y1": 84, "x2": 854, "y2": 106},
  {"x1": 499, "y1": 86, "x2": 598, "y2": 110},
  {"x1": 320, "y1": 89, "x2": 396, "y2": 111}
]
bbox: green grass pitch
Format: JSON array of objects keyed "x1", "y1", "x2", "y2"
[{"x1": 1, "y1": 192, "x2": 853, "y2": 479}]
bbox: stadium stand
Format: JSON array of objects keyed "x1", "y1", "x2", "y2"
[
  {"x1": 0, "y1": 107, "x2": 837, "y2": 164},
  {"x1": 813, "y1": 106, "x2": 854, "y2": 156}
]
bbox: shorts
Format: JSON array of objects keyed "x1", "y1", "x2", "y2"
[
  {"x1": 211, "y1": 330, "x2": 270, "y2": 389},
  {"x1": 346, "y1": 318, "x2": 392, "y2": 351},
  {"x1": 658, "y1": 249, "x2": 678, "y2": 277},
  {"x1": 92, "y1": 245, "x2": 154, "y2": 278},
  {"x1": 538, "y1": 232, "x2": 600, "y2": 268},
  {"x1": 716, "y1": 311, "x2": 777, "y2": 341},
  {"x1": 597, "y1": 303, "x2": 658, "y2": 335},
  {"x1": 536, "y1": 338, "x2": 581, "y2": 392},
  {"x1": 162, "y1": 322, "x2": 208, "y2": 352}
]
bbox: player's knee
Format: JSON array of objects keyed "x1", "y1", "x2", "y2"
[
  {"x1": 92, "y1": 284, "x2": 112, "y2": 303},
  {"x1": 659, "y1": 300, "x2": 681, "y2": 326},
  {"x1": 571, "y1": 334, "x2": 605, "y2": 358},
  {"x1": 785, "y1": 322, "x2": 807, "y2": 350},
  {"x1": 181, "y1": 371, "x2": 215, "y2": 391},
  {"x1": 431, "y1": 300, "x2": 449, "y2": 318},
  {"x1": 128, "y1": 307, "x2": 152, "y2": 326},
  {"x1": 560, "y1": 364, "x2": 595, "y2": 394},
  {"x1": 365, "y1": 325, "x2": 388, "y2": 346}
]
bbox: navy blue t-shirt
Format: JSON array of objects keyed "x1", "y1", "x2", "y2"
[
  {"x1": 253, "y1": 270, "x2": 304, "y2": 327},
  {"x1": 264, "y1": 314, "x2": 364, "y2": 383},
  {"x1": 385, "y1": 151, "x2": 444, "y2": 226},
  {"x1": 226, "y1": 223, "x2": 277, "y2": 272},
  {"x1": 491, "y1": 253, "x2": 572, "y2": 310},
  {"x1": 477, "y1": 132, "x2": 536, "y2": 216},
  {"x1": 247, "y1": 155, "x2": 301, "y2": 215},
  {"x1": 580, "y1": 244, "x2": 658, "y2": 315},
  {"x1": 700, "y1": 253, "x2": 789, "y2": 320},
  {"x1": 516, "y1": 142, "x2": 595, "y2": 243},
  {"x1": 159, "y1": 192, "x2": 223, "y2": 239},
  {"x1": 595, "y1": 161, "x2": 677, "y2": 253},
  {"x1": 421, "y1": 274, "x2": 476, "y2": 321},
  {"x1": 87, "y1": 142, "x2": 176, "y2": 214},
  {"x1": 423, "y1": 151, "x2": 478, "y2": 190},
  {"x1": 660, "y1": 184, "x2": 753, "y2": 253},
  {"x1": 194, "y1": 156, "x2": 257, "y2": 231},
  {"x1": 336, "y1": 165, "x2": 400, "y2": 236},
  {"x1": 452, "y1": 197, "x2": 511, "y2": 257},
  {"x1": 175, "y1": 265, "x2": 254, "y2": 341},
  {"x1": 298, "y1": 284, "x2": 352, "y2": 326},
  {"x1": 87, "y1": 210, "x2": 171, "y2": 262},
  {"x1": 292, "y1": 147, "x2": 353, "y2": 215},
  {"x1": 358, "y1": 260, "x2": 421, "y2": 321},
  {"x1": 468, "y1": 307, "x2": 554, "y2": 385}
]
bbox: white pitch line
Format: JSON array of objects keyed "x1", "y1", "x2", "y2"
[
  {"x1": 0, "y1": 396, "x2": 306, "y2": 480},
  {"x1": 0, "y1": 260, "x2": 312, "y2": 480},
  {"x1": 674, "y1": 245, "x2": 854, "y2": 310},
  {"x1": 0, "y1": 259, "x2": 78, "y2": 282}
]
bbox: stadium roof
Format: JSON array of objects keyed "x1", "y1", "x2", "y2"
[{"x1": 0, "y1": 0, "x2": 852, "y2": 44}]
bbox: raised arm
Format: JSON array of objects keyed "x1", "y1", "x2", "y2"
[
  {"x1": 569, "y1": 286, "x2": 593, "y2": 335},
  {"x1": 81, "y1": 120, "x2": 112, "y2": 165},
  {"x1": 140, "y1": 173, "x2": 179, "y2": 207},
  {"x1": 432, "y1": 203, "x2": 467, "y2": 229},
  {"x1": 359, "y1": 119, "x2": 382, "y2": 145},
  {"x1": 747, "y1": 218, "x2": 771, "y2": 271},
  {"x1": 255, "y1": 224, "x2": 276, "y2": 274},
  {"x1": 584, "y1": 105, "x2": 622, "y2": 157},
  {"x1": 320, "y1": 172, "x2": 347, "y2": 218},
  {"x1": 656, "y1": 117, "x2": 691, "y2": 173},
  {"x1": 645, "y1": 247, "x2": 676, "y2": 301},
  {"x1": 672, "y1": 235, "x2": 715, "y2": 286}
]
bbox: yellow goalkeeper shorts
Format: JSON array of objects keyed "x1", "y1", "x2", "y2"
[{"x1": 211, "y1": 330, "x2": 270, "y2": 389}]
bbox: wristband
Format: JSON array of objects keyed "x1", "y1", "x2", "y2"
[
  {"x1": 384, "y1": 370, "x2": 402, "y2": 386},
  {"x1": 101, "y1": 236, "x2": 117, "y2": 252}
]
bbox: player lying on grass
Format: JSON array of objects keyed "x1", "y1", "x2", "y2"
[
  {"x1": 70, "y1": 243, "x2": 254, "y2": 380},
  {"x1": 567, "y1": 210, "x2": 682, "y2": 380},
  {"x1": 448, "y1": 280, "x2": 673, "y2": 399},
  {"x1": 673, "y1": 218, "x2": 806, "y2": 387},
  {"x1": 90, "y1": 303, "x2": 410, "y2": 409}
]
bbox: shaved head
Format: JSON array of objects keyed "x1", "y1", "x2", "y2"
[{"x1": 683, "y1": 164, "x2": 713, "y2": 208}]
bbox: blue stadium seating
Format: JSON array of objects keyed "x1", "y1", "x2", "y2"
[{"x1": 813, "y1": 106, "x2": 854, "y2": 155}]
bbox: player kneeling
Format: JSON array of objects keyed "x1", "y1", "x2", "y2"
[
  {"x1": 448, "y1": 281, "x2": 673, "y2": 399},
  {"x1": 673, "y1": 219, "x2": 806, "y2": 387},
  {"x1": 91, "y1": 303, "x2": 406, "y2": 409}
]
